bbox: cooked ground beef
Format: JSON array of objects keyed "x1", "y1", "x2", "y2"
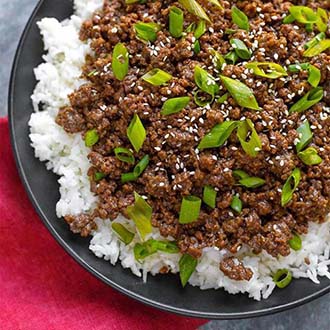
[{"x1": 59, "y1": 0, "x2": 330, "y2": 280}]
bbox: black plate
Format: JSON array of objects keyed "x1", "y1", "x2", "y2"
[{"x1": 8, "y1": 0, "x2": 330, "y2": 319}]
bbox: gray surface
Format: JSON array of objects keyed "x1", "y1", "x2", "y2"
[{"x1": 1, "y1": 0, "x2": 330, "y2": 329}]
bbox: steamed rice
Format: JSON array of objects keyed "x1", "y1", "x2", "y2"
[{"x1": 28, "y1": 0, "x2": 330, "y2": 300}]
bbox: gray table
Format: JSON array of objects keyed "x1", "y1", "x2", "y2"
[{"x1": 1, "y1": 1, "x2": 329, "y2": 329}]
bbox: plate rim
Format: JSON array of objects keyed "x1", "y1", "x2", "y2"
[{"x1": 8, "y1": 0, "x2": 330, "y2": 320}]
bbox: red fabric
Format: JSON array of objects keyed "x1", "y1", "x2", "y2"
[{"x1": 0, "y1": 117, "x2": 207, "y2": 330}]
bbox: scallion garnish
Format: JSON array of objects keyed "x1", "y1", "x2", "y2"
[
  {"x1": 224, "y1": 51, "x2": 239, "y2": 64},
  {"x1": 194, "y1": 20, "x2": 206, "y2": 39},
  {"x1": 209, "y1": 48, "x2": 226, "y2": 70},
  {"x1": 114, "y1": 147, "x2": 135, "y2": 164},
  {"x1": 94, "y1": 172, "x2": 105, "y2": 181},
  {"x1": 198, "y1": 121, "x2": 238, "y2": 150},
  {"x1": 194, "y1": 65, "x2": 219, "y2": 97},
  {"x1": 169, "y1": 6, "x2": 184, "y2": 38},
  {"x1": 208, "y1": 0, "x2": 223, "y2": 9},
  {"x1": 134, "y1": 22, "x2": 161, "y2": 42},
  {"x1": 126, "y1": 192, "x2": 152, "y2": 240},
  {"x1": 233, "y1": 170, "x2": 266, "y2": 188},
  {"x1": 230, "y1": 195, "x2": 242, "y2": 213},
  {"x1": 230, "y1": 39, "x2": 251, "y2": 60},
  {"x1": 303, "y1": 39, "x2": 330, "y2": 57},
  {"x1": 178, "y1": 0, "x2": 211, "y2": 22},
  {"x1": 304, "y1": 32, "x2": 325, "y2": 49},
  {"x1": 231, "y1": 6, "x2": 249, "y2": 31},
  {"x1": 220, "y1": 75, "x2": 260, "y2": 110},
  {"x1": 246, "y1": 62, "x2": 287, "y2": 79},
  {"x1": 316, "y1": 8, "x2": 328, "y2": 33},
  {"x1": 216, "y1": 93, "x2": 229, "y2": 104},
  {"x1": 112, "y1": 222, "x2": 135, "y2": 245},
  {"x1": 203, "y1": 185, "x2": 217, "y2": 208},
  {"x1": 289, "y1": 87, "x2": 323, "y2": 113},
  {"x1": 179, "y1": 195, "x2": 202, "y2": 224},
  {"x1": 296, "y1": 121, "x2": 313, "y2": 153},
  {"x1": 289, "y1": 6, "x2": 318, "y2": 25},
  {"x1": 288, "y1": 63, "x2": 320, "y2": 87},
  {"x1": 194, "y1": 90, "x2": 214, "y2": 106},
  {"x1": 298, "y1": 147, "x2": 323, "y2": 165},
  {"x1": 134, "y1": 239, "x2": 179, "y2": 261},
  {"x1": 237, "y1": 119, "x2": 262, "y2": 157},
  {"x1": 142, "y1": 68, "x2": 172, "y2": 86},
  {"x1": 288, "y1": 233, "x2": 302, "y2": 251},
  {"x1": 127, "y1": 114, "x2": 146, "y2": 152},
  {"x1": 179, "y1": 254, "x2": 198, "y2": 287},
  {"x1": 112, "y1": 43, "x2": 129, "y2": 81},
  {"x1": 121, "y1": 155, "x2": 150, "y2": 183},
  {"x1": 232, "y1": 169, "x2": 249, "y2": 180},
  {"x1": 193, "y1": 40, "x2": 201, "y2": 54},
  {"x1": 281, "y1": 168, "x2": 301, "y2": 207},
  {"x1": 85, "y1": 129, "x2": 99, "y2": 147},
  {"x1": 161, "y1": 96, "x2": 190, "y2": 115},
  {"x1": 273, "y1": 269, "x2": 292, "y2": 288}
]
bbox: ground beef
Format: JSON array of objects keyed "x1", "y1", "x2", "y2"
[
  {"x1": 56, "y1": 0, "x2": 330, "y2": 280},
  {"x1": 64, "y1": 214, "x2": 96, "y2": 237}
]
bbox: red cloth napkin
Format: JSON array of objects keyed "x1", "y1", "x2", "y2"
[{"x1": 0, "y1": 117, "x2": 207, "y2": 330}]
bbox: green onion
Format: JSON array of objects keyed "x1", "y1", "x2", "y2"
[
  {"x1": 194, "y1": 90, "x2": 214, "y2": 106},
  {"x1": 316, "y1": 8, "x2": 328, "y2": 33},
  {"x1": 161, "y1": 96, "x2": 190, "y2": 115},
  {"x1": 225, "y1": 28, "x2": 237, "y2": 35},
  {"x1": 303, "y1": 39, "x2": 330, "y2": 57},
  {"x1": 112, "y1": 223, "x2": 135, "y2": 245},
  {"x1": 194, "y1": 65, "x2": 219, "y2": 96},
  {"x1": 134, "y1": 22, "x2": 161, "y2": 42},
  {"x1": 198, "y1": 120, "x2": 238, "y2": 150},
  {"x1": 193, "y1": 40, "x2": 201, "y2": 54},
  {"x1": 220, "y1": 75, "x2": 260, "y2": 110},
  {"x1": 126, "y1": 192, "x2": 152, "y2": 240},
  {"x1": 298, "y1": 147, "x2": 323, "y2": 165},
  {"x1": 233, "y1": 169, "x2": 249, "y2": 180},
  {"x1": 94, "y1": 172, "x2": 105, "y2": 181},
  {"x1": 296, "y1": 120, "x2": 313, "y2": 153},
  {"x1": 230, "y1": 39, "x2": 251, "y2": 60},
  {"x1": 288, "y1": 233, "x2": 302, "y2": 251},
  {"x1": 231, "y1": 6, "x2": 249, "y2": 31},
  {"x1": 224, "y1": 51, "x2": 239, "y2": 64},
  {"x1": 289, "y1": 87, "x2": 323, "y2": 113},
  {"x1": 237, "y1": 119, "x2": 262, "y2": 157},
  {"x1": 289, "y1": 6, "x2": 318, "y2": 24},
  {"x1": 178, "y1": 0, "x2": 211, "y2": 22},
  {"x1": 169, "y1": 6, "x2": 184, "y2": 38},
  {"x1": 179, "y1": 195, "x2": 202, "y2": 224},
  {"x1": 142, "y1": 68, "x2": 172, "y2": 86},
  {"x1": 208, "y1": 0, "x2": 223, "y2": 9},
  {"x1": 283, "y1": 14, "x2": 295, "y2": 24},
  {"x1": 209, "y1": 48, "x2": 226, "y2": 70},
  {"x1": 304, "y1": 32, "x2": 325, "y2": 49},
  {"x1": 112, "y1": 43, "x2": 129, "y2": 81},
  {"x1": 288, "y1": 63, "x2": 320, "y2": 87},
  {"x1": 230, "y1": 195, "x2": 242, "y2": 213},
  {"x1": 121, "y1": 155, "x2": 150, "y2": 183},
  {"x1": 127, "y1": 114, "x2": 146, "y2": 152},
  {"x1": 114, "y1": 147, "x2": 135, "y2": 164},
  {"x1": 179, "y1": 254, "x2": 198, "y2": 287},
  {"x1": 186, "y1": 22, "x2": 196, "y2": 33},
  {"x1": 85, "y1": 129, "x2": 99, "y2": 147},
  {"x1": 203, "y1": 185, "x2": 217, "y2": 208},
  {"x1": 273, "y1": 269, "x2": 292, "y2": 288},
  {"x1": 194, "y1": 20, "x2": 206, "y2": 39},
  {"x1": 239, "y1": 176, "x2": 265, "y2": 188},
  {"x1": 134, "y1": 239, "x2": 179, "y2": 261},
  {"x1": 217, "y1": 93, "x2": 229, "y2": 104},
  {"x1": 246, "y1": 62, "x2": 287, "y2": 79},
  {"x1": 281, "y1": 168, "x2": 301, "y2": 207}
]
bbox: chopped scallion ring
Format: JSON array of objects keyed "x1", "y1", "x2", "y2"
[
  {"x1": 273, "y1": 269, "x2": 292, "y2": 288},
  {"x1": 304, "y1": 32, "x2": 325, "y2": 49},
  {"x1": 230, "y1": 195, "x2": 242, "y2": 213},
  {"x1": 142, "y1": 68, "x2": 172, "y2": 86},
  {"x1": 194, "y1": 20, "x2": 206, "y2": 39},
  {"x1": 134, "y1": 22, "x2": 161, "y2": 42},
  {"x1": 179, "y1": 195, "x2": 202, "y2": 224},
  {"x1": 179, "y1": 254, "x2": 198, "y2": 287},
  {"x1": 298, "y1": 147, "x2": 323, "y2": 166},
  {"x1": 288, "y1": 63, "x2": 320, "y2": 87},
  {"x1": 114, "y1": 147, "x2": 135, "y2": 164},
  {"x1": 112, "y1": 223, "x2": 135, "y2": 245},
  {"x1": 161, "y1": 96, "x2": 190, "y2": 115},
  {"x1": 246, "y1": 62, "x2": 287, "y2": 79},
  {"x1": 112, "y1": 43, "x2": 129, "y2": 81},
  {"x1": 233, "y1": 170, "x2": 265, "y2": 188},
  {"x1": 85, "y1": 129, "x2": 99, "y2": 147},
  {"x1": 230, "y1": 38, "x2": 251, "y2": 60},
  {"x1": 121, "y1": 155, "x2": 150, "y2": 183},
  {"x1": 127, "y1": 114, "x2": 146, "y2": 152},
  {"x1": 303, "y1": 39, "x2": 330, "y2": 57},
  {"x1": 134, "y1": 239, "x2": 179, "y2": 261},
  {"x1": 237, "y1": 119, "x2": 262, "y2": 157},
  {"x1": 203, "y1": 185, "x2": 217, "y2": 208},
  {"x1": 288, "y1": 233, "x2": 302, "y2": 251},
  {"x1": 281, "y1": 168, "x2": 301, "y2": 207},
  {"x1": 289, "y1": 87, "x2": 323, "y2": 113},
  {"x1": 296, "y1": 121, "x2": 313, "y2": 153},
  {"x1": 178, "y1": 0, "x2": 211, "y2": 22},
  {"x1": 194, "y1": 65, "x2": 219, "y2": 96},
  {"x1": 94, "y1": 172, "x2": 105, "y2": 181},
  {"x1": 169, "y1": 6, "x2": 184, "y2": 38},
  {"x1": 231, "y1": 6, "x2": 249, "y2": 31}
]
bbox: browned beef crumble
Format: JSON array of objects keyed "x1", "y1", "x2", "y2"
[{"x1": 58, "y1": 0, "x2": 330, "y2": 280}]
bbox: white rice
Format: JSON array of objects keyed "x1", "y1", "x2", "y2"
[{"x1": 28, "y1": 0, "x2": 330, "y2": 300}]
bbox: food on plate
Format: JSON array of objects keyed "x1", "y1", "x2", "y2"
[{"x1": 29, "y1": 0, "x2": 330, "y2": 300}]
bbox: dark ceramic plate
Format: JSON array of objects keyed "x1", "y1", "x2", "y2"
[{"x1": 8, "y1": 0, "x2": 330, "y2": 319}]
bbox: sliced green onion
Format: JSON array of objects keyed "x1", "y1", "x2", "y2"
[
  {"x1": 134, "y1": 239, "x2": 179, "y2": 261},
  {"x1": 281, "y1": 168, "x2": 301, "y2": 207},
  {"x1": 121, "y1": 155, "x2": 150, "y2": 183},
  {"x1": 220, "y1": 75, "x2": 260, "y2": 110},
  {"x1": 237, "y1": 119, "x2": 262, "y2": 157},
  {"x1": 121, "y1": 172, "x2": 138, "y2": 183},
  {"x1": 289, "y1": 87, "x2": 323, "y2": 113},
  {"x1": 193, "y1": 40, "x2": 201, "y2": 54},
  {"x1": 288, "y1": 233, "x2": 302, "y2": 251},
  {"x1": 225, "y1": 28, "x2": 237, "y2": 35},
  {"x1": 194, "y1": 90, "x2": 214, "y2": 106},
  {"x1": 216, "y1": 93, "x2": 229, "y2": 104},
  {"x1": 230, "y1": 195, "x2": 242, "y2": 213},
  {"x1": 273, "y1": 269, "x2": 292, "y2": 288},
  {"x1": 303, "y1": 39, "x2": 330, "y2": 57},
  {"x1": 114, "y1": 147, "x2": 135, "y2": 164},
  {"x1": 198, "y1": 120, "x2": 238, "y2": 150},
  {"x1": 161, "y1": 96, "x2": 190, "y2": 115},
  {"x1": 230, "y1": 39, "x2": 251, "y2": 60},
  {"x1": 298, "y1": 147, "x2": 323, "y2": 165},
  {"x1": 127, "y1": 114, "x2": 146, "y2": 152},
  {"x1": 288, "y1": 63, "x2": 320, "y2": 87},
  {"x1": 178, "y1": 0, "x2": 211, "y2": 22},
  {"x1": 112, "y1": 43, "x2": 129, "y2": 81},
  {"x1": 203, "y1": 185, "x2": 217, "y2": 208},
  {"x1": 233, "y1": 169, "x2": 249, "y2": 180},
  {"x1": 246, "y1": 62, "x2": 287, "y2": 79},
  {"x1": 94, "y1": 172, "x2": 105, "y2": 181},
  {"x1": 289, "y1": 6, "x2": 318, "y2": 24},
  {"x1": 231, "y1": 6, "x2": 249, "y2": 31},
  {"x1": 134, "y1": 22, "x2": 161, "y2": 42},
  {"x1": 316, "y1": 8, "x2": 328, "y2": 33},
  {"x1": 209, "y1": 48, "x2": 226, "y2": 70},
  {"x1": 194, "y1": 20, "x2": 206, "y2": 39},
  {"x1": 239, "y1": 177, "x2": 265, "y2": 188},
  {"x1": 304, "y1": 32, "x2": 325, "y2": 49},
  {"x1": 208, "y1": 0, "x2": 223, "y2": 9},
  {"x1": 179, "y1": 254, "x2": 198, "y2": 287},
  {"x1": 142, "y1": 68, "x2": 172, "y2": 86},
  {"x1": 112, "y1": 223, "x2": 135, "y2": 245},
  {"x1": 169, "y1": 6, "x2": 184, "y2": 38},
  {"x1": 296, "y1": 120, "x2": 313, "y2": 153},
  {"x1": 186, "y1": 22, "x2": 196, "y2": 33},
  {"x1": 224, "y1": 51, "x2": 239, "y2": 64},
  {"x1": 194, "y1": 65, "x2": 219, "y2": 96},
  {"x1": 283, "y1": 14, "x2": 295, "y2": 24},
  {"x1": 179, "y1": 195, "x2": 202, "y2": 224},
  {"x1": 126, "y1": 192, "x2": 152, "y2": 240},
  {"x1": 85, "y1": 129, "x2": 99, "y2": 147}
]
